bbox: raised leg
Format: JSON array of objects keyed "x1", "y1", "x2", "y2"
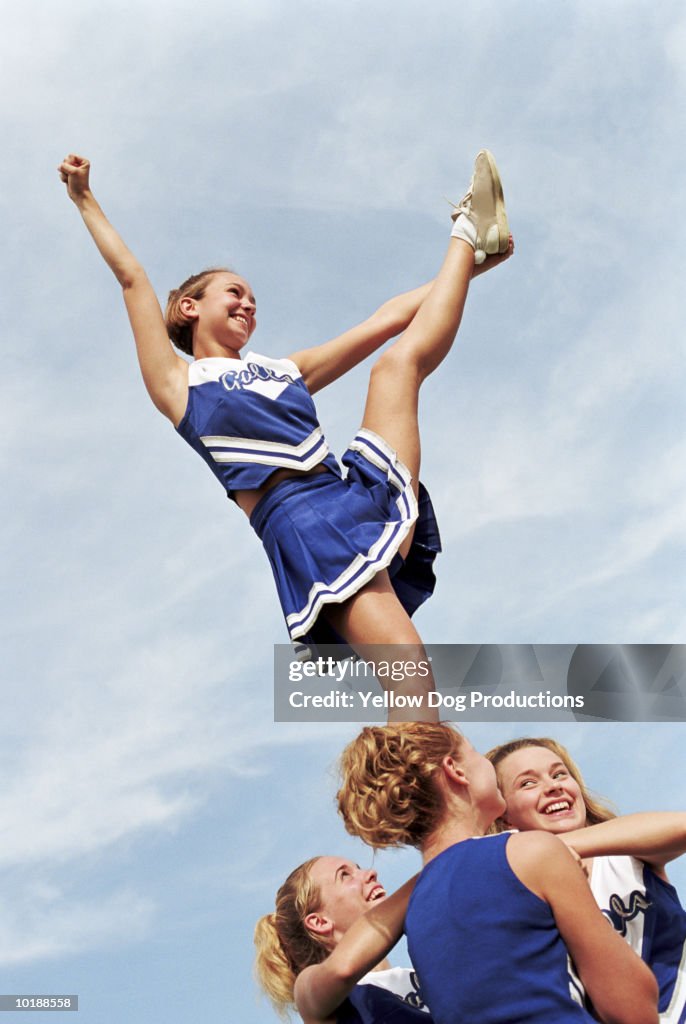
[
  {"x1": 322, "y1": 154, "x2": 513, "y2": 721},
  {"x1": 361, "y1": 150, "x2": 512, "y2": 557},
  {"x1": 361, "y1": 238, "x2": 474, "y2": 556}
]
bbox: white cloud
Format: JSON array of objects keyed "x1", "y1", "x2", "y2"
[{"x1": 0, "y1": 881, "x2": 154, "y2": 964}]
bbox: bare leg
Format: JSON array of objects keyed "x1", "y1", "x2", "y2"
[
  {"x1": 324, "y1": 571, "x2": 439, "y2": 723},
  {"x1": 322, "y1": 242, "x2": 514, "y2": 721},
  {"x1": 361, "y1": 237, "x2": 474, "y2": 556}
]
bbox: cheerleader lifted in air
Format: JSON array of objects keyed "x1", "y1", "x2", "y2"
[{"x1": 58, "y1": 151, "x2": 512, "y2": 719}]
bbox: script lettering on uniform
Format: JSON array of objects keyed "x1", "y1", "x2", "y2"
[
  {"x1": 604, "y1": 890, "x2": 652, "y2": 936},
  {"x1": 221, "y1": 361, "x2": 297, "y2": 393}
]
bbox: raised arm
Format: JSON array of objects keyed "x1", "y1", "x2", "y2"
[
  {"x1": 58, "y1": 155, "x2": 188, "y2": 424},
  {"x1": 294, "y1": 875, "x2": 416, "y2": 1024},
  {"x1": 509, "y1": 831, "x2": 658, "y2": 1024},
  {"x1": 560, "y1": 812, "x2": 686, "y2": 879}
]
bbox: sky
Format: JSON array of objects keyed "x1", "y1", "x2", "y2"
[{"x1": 2, "y1": 0, "x2": 685, "y2": 1021}]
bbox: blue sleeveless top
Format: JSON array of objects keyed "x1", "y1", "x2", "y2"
[
  {"x1": 337, "y1": 968, "x2": 431, "y2": 1024},
  {"x1": 176, "y1": 352, "x2": 340, "y2": 496},
  {"x1": 405, "y1": 833, "x2": 594, "y2": 1024}
]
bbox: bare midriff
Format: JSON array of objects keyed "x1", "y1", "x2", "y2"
[{"x1": 234, "y1": 464, "x2": 331, "y2": 519}]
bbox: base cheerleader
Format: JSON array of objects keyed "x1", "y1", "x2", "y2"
[
  {"x1": 255, "y1": 856, "x2": 431, "y2": 1023},
  {"x1": 488, "y1": 736, "x2": 686, "y2": 1023}
]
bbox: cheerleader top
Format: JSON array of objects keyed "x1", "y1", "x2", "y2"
[
  {"x1": 176, "y1": 352, "x2": 340, "y2": 496},
  {"x1": 337, "y1": 967, "x2": 431, "y2": 1023},
  {"x1": 405, "y1": 834, "x2": 595, "y2": 1024},
  {"x1": 590, "y1": 855, "x2": 686, "y2": 1019}
]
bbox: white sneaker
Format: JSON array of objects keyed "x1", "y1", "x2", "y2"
[{"x1": 450, "y1": 150, "x2": 509, "y2": 264}]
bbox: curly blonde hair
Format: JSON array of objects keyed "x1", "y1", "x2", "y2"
[
  {"x1": 165, "y1": 267, "x2": 234, "y2": 356},
  {"x1": 485, "y1": 736, "x2": 616, "y2": 832},
  {"x1": 254, "y1": 858, "x2": 331, "y2": 1017},
  {"x1": 337, "y1": 723, "x2": 464, "y2": 849}
]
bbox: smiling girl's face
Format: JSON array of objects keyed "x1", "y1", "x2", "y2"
[
  {"x1": 496, "y1": 744, "x2": 587, "y2": 834},
  {"x1": 183, "y1": 271, "x2": 257, "y2": 358},
  {"x1": 304, "y1": 857, "x2": 387, "y2": 945}
]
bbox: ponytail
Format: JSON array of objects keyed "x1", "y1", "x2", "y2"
[{"x1": 254, "y1": 858, "x2": 329, "y2": 1016}]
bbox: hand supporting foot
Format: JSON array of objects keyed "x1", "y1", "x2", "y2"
[{"x1": 472, "y1": 234, "x2": 514, "y2": 277}]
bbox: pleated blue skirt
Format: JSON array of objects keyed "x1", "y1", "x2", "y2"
[{"x1": 249, "y1": 428, "x2": 441, "y2": 648}]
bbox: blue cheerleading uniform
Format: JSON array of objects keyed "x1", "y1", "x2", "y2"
[
  {"x1": 175, "y1": 353, "x2": 340, "y2": 493},
  {"x1": 176, "y1": 352, "x2": 441, "y2": 647},
  {"x1": 337, "y1": 967, "x2": 432, "y2": 1024},
  {"x1": 589, "y1": 855, "x2": 686, "y2": 1023},
  {"x1": 405, "y1": 833, "x2": 595, "y2": 1024}
]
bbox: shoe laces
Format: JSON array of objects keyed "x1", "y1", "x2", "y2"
[{"x1": 447, "y1": 183, "x2": 474, "y2": 222}]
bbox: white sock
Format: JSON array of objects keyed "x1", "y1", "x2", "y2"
[
  {"x1": 450, "y1": 212, "x2": 477, "y2": 248},
  {"x1": 451, "y1": 212, "x2": 487, "y2": 264}
]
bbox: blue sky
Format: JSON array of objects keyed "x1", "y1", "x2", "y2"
[{"x1": 2, "y1": 0, "x2": 685, "y2": 1020}]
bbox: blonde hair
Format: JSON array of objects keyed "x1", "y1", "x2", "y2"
[
  {"x1": 165, "y1": 267, "x2": 233, "y2": 356},
  {"x1": 337, "y1": 723, "x2": 464, "y2": 849},
  {"x1": 486, "y1": 736, "x2": 616, "y2": 832},
  {"x1": 254, "y1": 858, "x2": 330, "y2": 1017}
]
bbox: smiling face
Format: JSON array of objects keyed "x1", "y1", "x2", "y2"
[
  {"x1": 305, "y1": 856, "x2": 386, "y2": 946},
  {"x1": 186, "y1": 271, "x2": 257, "y2": 357},
  {"x1": 497, "y1": 745, "x2": 587, "y2": 834}
]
